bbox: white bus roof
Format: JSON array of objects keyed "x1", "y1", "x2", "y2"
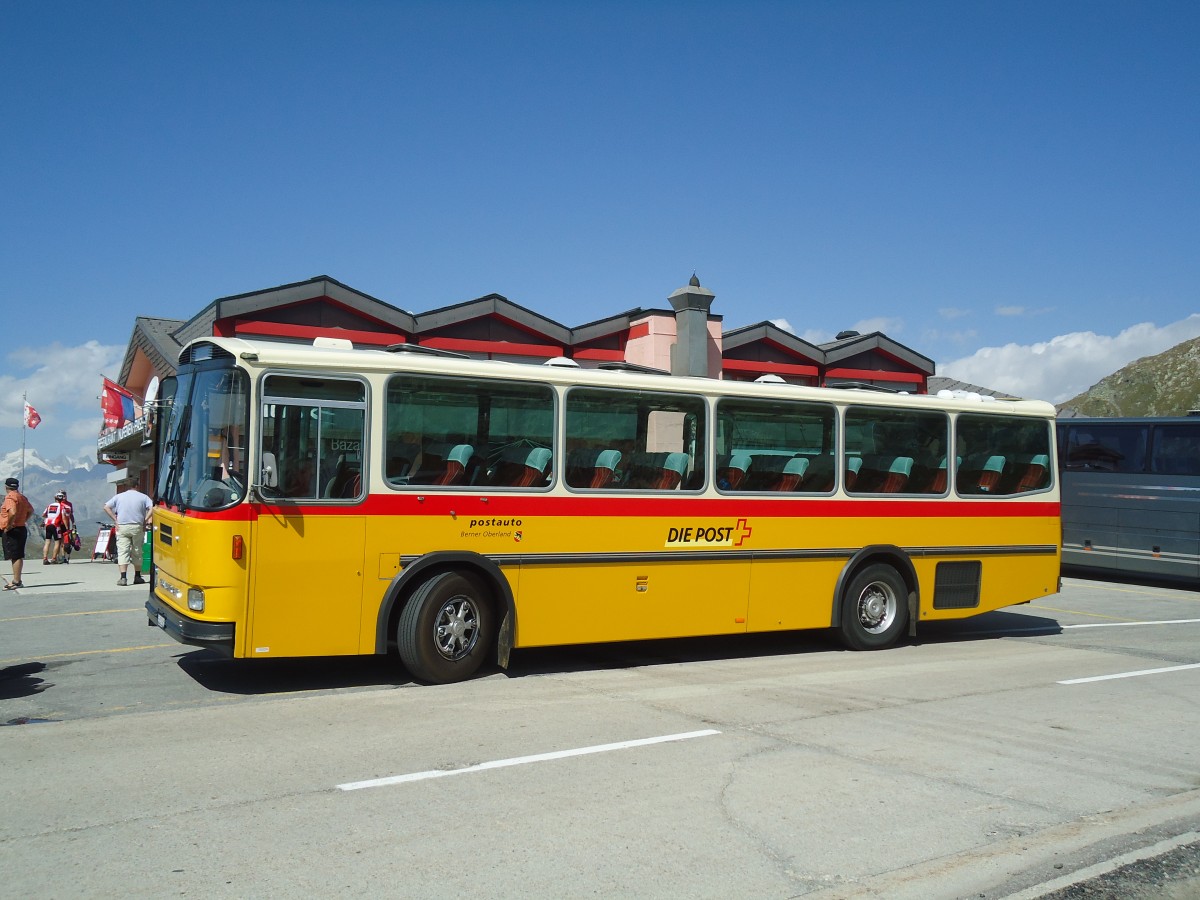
[{"x1": 184, "y1": 336, "x2": 1057, "y2": 418}]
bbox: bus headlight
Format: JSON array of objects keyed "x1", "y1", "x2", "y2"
[{"x1": 188, "y1": 588, "x2": 205, "y2": 612}]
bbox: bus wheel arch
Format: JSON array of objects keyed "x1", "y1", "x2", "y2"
[
  {"x1": 379, "y1": 552, "x2": 516, "y2": 678},
  {"x1": 832, "y1": 546, "x2": 917, "y2": 650}
]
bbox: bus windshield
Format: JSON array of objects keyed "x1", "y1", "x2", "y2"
[{"x1": 156, "y1": 365, "x2": 250, "y2": 511}]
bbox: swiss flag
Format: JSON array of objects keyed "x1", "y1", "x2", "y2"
[{"x1": 23, "y1": 401, "x2": 41, "y2": 429}]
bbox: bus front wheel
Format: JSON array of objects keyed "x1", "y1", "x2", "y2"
[
  {"x1": 398, "y1": 571, "x2": 494, "y2": 684},
  {"x1": 838, "y1": 563, "x2": 908, "y2": 651}
]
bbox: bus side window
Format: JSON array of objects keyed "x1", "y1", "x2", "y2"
[
  {"x1": 1151, "y1": 425, "x2": 1200, "y2": 476},
  {"x1": 386, "y1": 374, "x2": 553, "y2": 491},
  {"x1": 714, "y1": 397, "x2": 835, "y2": 494},
  {"x1": 565, "y1": 388, "x2": 705, "y2": 492},
  {"x1": 260, "y1": 376, "x2": 366, "y2": 503},
  {"x1": 845, "y1": 406, "x2": 945, "y2": 495},
  {"x1": 956, "y1": 414, "x2": 1053, "y2": 496}
]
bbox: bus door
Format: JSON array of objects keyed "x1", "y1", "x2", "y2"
[{"x1": 250, "y1": 375, "x2": 368, "y2": 657}]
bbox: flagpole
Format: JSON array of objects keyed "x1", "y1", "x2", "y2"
[{"x1": 21, "y1": 390, "x2": 27, "y2": 485}]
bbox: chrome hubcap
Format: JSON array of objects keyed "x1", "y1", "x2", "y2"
[
  {"x1": 857, "y1": 582, "x2": 897, "y2": 634},
  {"x1": 434, "y1": 597, "x2": 479, "y2": 660}
]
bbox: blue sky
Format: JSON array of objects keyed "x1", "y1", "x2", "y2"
[{"x1": 2, "y1": 0, "x2": 1198, "y2": 462}]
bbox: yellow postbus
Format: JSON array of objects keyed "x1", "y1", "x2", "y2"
[{"x1": 146, "y1": 336, "x2": 1060, "y2": 683}]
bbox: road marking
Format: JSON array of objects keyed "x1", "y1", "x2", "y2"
[
  {"x1": 0, "y1": 643, "x2": 174, "y2": 665},
  {"x1": 0, "y1": 608, "x2": 142, "y2": 623},
  {"x1": 337, "y1": 729, "x2": 722, "y2": 791},
  {"x1": 1028, "y1": 604, "x2": 1132, "y2": 621},
  {"x1": 951, "y1": 617, "x2": 1200, "y2": 637},
  {"x1": 1059, "y1": 662, "x2": 1200, "y2": 685},
  {"x1": 1063, "y1": 618, "x2": 1200, "y2": 629}
]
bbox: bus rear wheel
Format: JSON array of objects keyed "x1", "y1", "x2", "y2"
[
  {"x1": 838, "y1": 563, "x2": 908, "y2": 651},
  {"x1": 398, "y1": 571, "x2": 494, "y2": 684}
]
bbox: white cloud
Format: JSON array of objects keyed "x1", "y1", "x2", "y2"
[
  {"x1": 67, "y1": 416, "x2": 105, "y2": 441},
  {"x1": 939, "y1": 307, "x2": 970, "y2": 320},
  {"x1": 939, "y1": 314, "x2": 1200, "y2": 403},
  {"x1": 769, "y1": 318, "x2": 794, "y2": 334},
  {"x1": 1, "y1": 340, "x2": 125, "y2": 460},
  {"x1": 853, "y1": 316, "x2": 904, "y2": 336},
  {"x1": 995, "y1": 305, "x2": 1026, "y2": 316},
  {"x1": 801, "y1": 328, "x2": 834, "y2": 345}
]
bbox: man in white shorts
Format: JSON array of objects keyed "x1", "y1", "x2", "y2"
[{"x1": 103, "y1": 482, "x2": 153, "y2": 586}]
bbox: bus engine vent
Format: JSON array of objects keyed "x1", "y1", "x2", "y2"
[{"x1": 933, "y1": 561, "x2": 982, "y2": 609}]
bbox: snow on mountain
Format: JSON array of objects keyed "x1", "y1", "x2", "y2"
[
  {"x1": 1, "y1": 447, "x2": 113, "y2": 526},
  {"x1": 0, "y1": 448, "x2": 95, "y2": 480}
]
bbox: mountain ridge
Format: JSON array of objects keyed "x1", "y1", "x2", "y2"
[{"x1": 1056, "y1": 335, "x2": 1200, "y2": 417}]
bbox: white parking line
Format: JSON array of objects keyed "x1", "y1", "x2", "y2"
[
  {"x1": 1058, "y1": 663, "x2": 1200, "y2": 685},
  {"x1": 337, "y1": 728, "x2": 721, "y2": 791},
  {"x1": 1064, "y1": 618, "x2": 1200, "y2": 629}
]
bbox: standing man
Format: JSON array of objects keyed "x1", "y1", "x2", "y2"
[
  {"x1": 104, "y1": 481, "x2": 153, "y2": 586},
  {"x1": 1, "y1": 477, "x2": 35, "y2": 590}
]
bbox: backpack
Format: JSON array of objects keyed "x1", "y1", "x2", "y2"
[{"x1": 44, "y1": 502, "x2": 64, "y2": 529}]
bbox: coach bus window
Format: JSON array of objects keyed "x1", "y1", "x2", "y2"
[
  {"x1": 1150, "y1": 423, "x2": 1200, "y2": 476},
  {"x1": 715, "y1": 398, "x2": 835, "y2": 492},
  {"x1": 385, "y1": 375, "x2": 554, "y2": 489},
  {"x1": 956, "y1": 414, "x2": 1054, "y2": 495},
  {"x1": 844, "y1": 406, "x2": 947, "y2": 494},
  {"x1": 260, "y1": 376, "x2": 366, "y2": 502},
  {"x1": 1060, "y1": 422, "x2": 1147, "y2": 474},
  {"x1": 565, "y1": 388, "x2": 705, "y2": 491}
]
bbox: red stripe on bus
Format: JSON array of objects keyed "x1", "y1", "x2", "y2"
[{"x1": 175, "y1": 495, "x2": 1059, "y2": 521}]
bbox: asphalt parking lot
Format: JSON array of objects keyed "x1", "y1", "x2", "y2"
[{"x1": 1, "y1": 559, "x2": 1198, "y2": 898}]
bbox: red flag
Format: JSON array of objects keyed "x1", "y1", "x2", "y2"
[
  {"x1": 23, "y1": 401, "x2": 41, "y2": 429},
  {"x1": 101, "y1": 378, "x2": 134, "y2": 429}
]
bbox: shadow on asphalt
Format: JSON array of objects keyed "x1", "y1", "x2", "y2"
[
  {"x1": 177, "y1": 652, "x2": 412, "y2": 694},
  {"x1": 168, "y1": 608, "x2": 1064, "y2": 694},
  {"x1": 0, "y1": 661, "x2": 52, "y2": 702}
]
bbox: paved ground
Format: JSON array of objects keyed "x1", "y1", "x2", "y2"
[{"x1": 1, "y1": 558, "x2": 1198, "y2": 897}]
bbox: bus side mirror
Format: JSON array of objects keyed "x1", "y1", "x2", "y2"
[{"x1": 260, "y1": 452, "x2": 278, "y2": 488}]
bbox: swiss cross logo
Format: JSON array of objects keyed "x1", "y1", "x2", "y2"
[{"x1": 734, "y1": 518, "x2": 753, "y2": 546}]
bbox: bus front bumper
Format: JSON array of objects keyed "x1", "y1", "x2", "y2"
[{"x1": 146, "y1": 593, "x2": 235, "y2": 657}]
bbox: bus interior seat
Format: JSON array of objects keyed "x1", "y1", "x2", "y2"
[
  {"x1": 512, "y1": 447, "x2": 552, "y2": 487},
  {"x1": 385, "y1": 442, "x2": 420, "y2": 481},
  {"x1": 591, "y1": 449, "x2": 621, "y2": 488},
  {"x1": 879, "y1": 456, "x2": 913, "y2": 493},
  {"x1": 770, "y1": 456, "x2": 809, "y2": 492},
  {"x1": 800, "y1": 455, "x2": 835, "y2": 492},
  {"x1": 435, "y1": 444, "x2": 474, "y2": 486},
  {"x1": 718, "y1": 453, "x2": 752, "y2": 490},
  {"x1": 1009, "y1": 453, "x2": 1050, "y2": 493},
  {"x1": 959, "y1": 455, "x2": 1006, "y2": 493},
  {"x1": 656, "y1": 452, "x2": 690, "y2": 490},
  {"x1": 324, "y1": 456, "x2": 362, "y2": 498},
  {"x1": 844, "y1": 456, "x2": 863, "y2": 490},
  {"x1": 928, "y1": 455, "x2": 961, "y2": 493},
  {"x1": 492, "y1": 446, "x2": 549, "y2": 487}
]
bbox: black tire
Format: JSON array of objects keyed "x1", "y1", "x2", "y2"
[
  {"x1": 397, "y1": 571, "x2": 494, "y2": 684},
  {"x1": 838, "y1": 563, "x2": 909, "y2": 651}
]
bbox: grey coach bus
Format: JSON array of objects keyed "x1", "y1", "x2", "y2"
[{"x1": 1057, "y1": 416, "x2": 1200, "y2": 583}]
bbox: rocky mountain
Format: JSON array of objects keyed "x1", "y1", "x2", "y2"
[
  {"x1": 0, "y1": 449, "x2": 118, "y2": 530},
  {"x1": 1057, "y1": 336, "x2": 1200, "y2": 418}
]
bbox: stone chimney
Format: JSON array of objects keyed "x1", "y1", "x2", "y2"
[{"x1": 668, "y1": 274, "x2": 715, "y2": 377}]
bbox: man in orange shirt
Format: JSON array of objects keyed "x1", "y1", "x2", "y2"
[{"x1": 1, "y1": 477, "x2": 36, "y2": 590}]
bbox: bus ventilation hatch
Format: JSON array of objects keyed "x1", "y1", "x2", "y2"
[{"x1": 933, "y1": 561, "x2": 982, "y2": 609}]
